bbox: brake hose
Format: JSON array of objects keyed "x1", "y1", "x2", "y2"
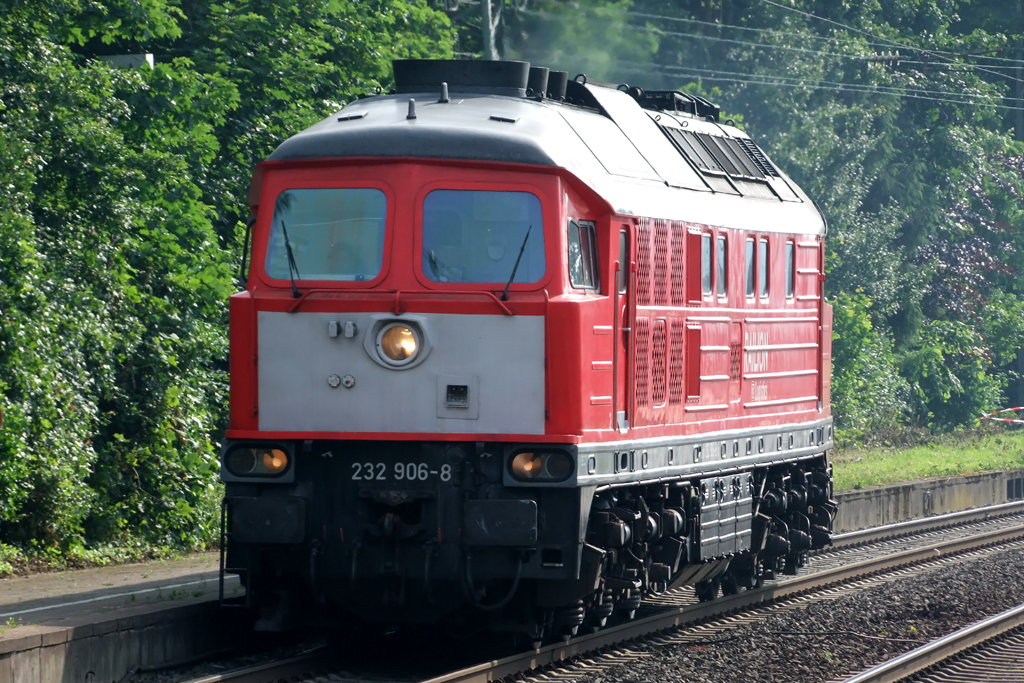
[{"x1": 462, "y1": 551, "x2": 524, "y2": 612}]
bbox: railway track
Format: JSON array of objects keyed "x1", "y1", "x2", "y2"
[
  {"x1": 837, "y1": 602, "x2": 1024, "y2": 683},
  {"x1": 186, "y1": 502, "x2": 1024, "y2": 683},
  {"x1": 185, "y1": 651, "x2": 335, "y2": 683}
]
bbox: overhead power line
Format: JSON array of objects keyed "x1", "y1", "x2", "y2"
[
  {"x1": 535, "y1": 0, "x2": 1024, "y2": 79},
  {"x1": 521, "y1": 10, "x2": 873, "y2": 60},
  {"x1": 626, "y1": 5, "x2": 1024, "y2": 68},
  {"x1": 530, "y1": 2, "x2": 1024, "y2": 85},
  {"x1": 621, "y1": 65, "x2": 1024, "y2": 112},
  {"x1": 519, "y1": 3, "x2": 1020, "y2": 106},
  {"x1": 758, "y1": 0, "x2": 1024, "y2": 85},
  {"x1": 628, "y1": 10, "x2": 881, "y2": 53},
  {"x1": 634, "y1": 62, "x2": 1008, "y2": 105},
  {"x1": 617, "y1": 21, "x2": 1021, "y2": 90}
]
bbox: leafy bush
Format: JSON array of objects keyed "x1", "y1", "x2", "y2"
[
  {"x1": 0, "y1": 0, "x2": 454, "y2": 559},
  {"x1": 0, "y1": 31, "x2": 230, "y2": 551},
  {"x1": 830, "y1": 292, "x2": 909, "y2": 439},
  {"x1": 900, "y1": 320, "x2": 1004, "y2": 430}
]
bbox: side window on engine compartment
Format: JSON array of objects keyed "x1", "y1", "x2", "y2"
[
  {"x1": 701, "y1": 233, "x2": 712, "y2": 296},
  {"x1": 568, "y1": 220, "x2": 599, "y2": 290}
]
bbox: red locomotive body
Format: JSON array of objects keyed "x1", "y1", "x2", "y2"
[{"x1": 221, "y1": 60, "x2": 835, "y2": 639}]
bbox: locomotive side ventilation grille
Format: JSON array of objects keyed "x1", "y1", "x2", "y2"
[
  {"x1": 652, "y1": 320, "x2": 668, "y2": 407},
  {"x1": 653, "y1": 221, "x2": 670, "y2": 306},
  {"x1": 636, "y1": 221, "x2": 653, "y2": 306},
  {"x1": 639, "y1": 218, "x2": 690, "y2": 307},
  {"x1": 669, "y1": 322, "x2": 685, "y2": 405},
  {"x1": 634, "y1": 217, "x2": 692, "y2": 418},
  {"x1": 670, "y1": 223, "x2": 686, "y2": 306},
  {"x1": 633, "y1": 318, "x2": 672, "y2": 414},
  {"x1": 635, "y1": 317, "x2": 651, "y2": 407}
]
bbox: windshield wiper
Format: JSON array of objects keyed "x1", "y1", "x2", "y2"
[
  {"x1": 280, "y1": 220, "x2": 301, "y2": 298},
  {"x1": 501, "y1": 224, "x2": 532, "y2": 302},
  {"x1": 428, "y1": 249, "x2": 448, "y2": 282}
]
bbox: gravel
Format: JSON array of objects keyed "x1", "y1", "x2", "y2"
[{"x1": 575, "y1": 547, "x2": 1024, "y2": 683}]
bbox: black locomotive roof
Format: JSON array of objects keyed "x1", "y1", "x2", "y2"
[
  {"x1": 265, "y1": 61, "x2": 825, "y2": 235},
  {"x1": 268, "y1": 95, "x2": 560, "y2": 167}
]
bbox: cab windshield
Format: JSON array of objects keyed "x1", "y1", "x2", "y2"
[
  {"x1": 422, "y1": 190, "x2": 545, "y2": 284},
  {"x1": 265, "y1": 188, "x2": 387, "y2": 282}
]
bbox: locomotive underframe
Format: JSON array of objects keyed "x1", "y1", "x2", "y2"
[{"x1": 221, "y1": 421, "x2": 835, "y2": 636}]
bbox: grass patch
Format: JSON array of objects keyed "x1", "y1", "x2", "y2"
[
  {"x1": 0, "y1": 541, "x2": 213, "y2": 579},
  {"x1": 833, "y1": 428, "x2": 1024, "y2": 491}
]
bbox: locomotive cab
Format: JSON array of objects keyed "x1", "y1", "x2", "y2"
[{"x1": 220, "y1": 59, "x2": 836, "y2": 641}]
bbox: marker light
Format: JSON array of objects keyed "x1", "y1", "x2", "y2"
[
  {"x1": 377, "y1": 324, "x2": 419, "y2": 365},
  {"x1": 510, "y1": 451, "x2": 573, "y2": 482},
  {"x1": 261, "y1": 448, "x2": 289, "y2": 474}
]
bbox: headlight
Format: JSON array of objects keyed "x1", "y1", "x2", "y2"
[
  {"x1": 377, "y1": 323, "x2": 419, "y2": 366},
  {"x1": 228, "y1": 449, "x2": 257, "y2": 475},
  {"x1": 225, "y1": 446, "x2": 290, "y2": 477},
  {"x1": 510, "y1": 451, "x2": 573, "y2": 482}
]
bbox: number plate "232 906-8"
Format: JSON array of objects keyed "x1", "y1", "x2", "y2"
[{"x1": 350, "y1": 462, "x2": 453, "y2": 482}]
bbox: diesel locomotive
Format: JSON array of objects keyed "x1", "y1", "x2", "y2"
[{"x1": 220, "y1": 59, "x2": 836, "y2": 641}]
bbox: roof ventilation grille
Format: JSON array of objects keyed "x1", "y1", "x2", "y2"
[{"x1": 735, "y1": 138, "x2": 780, "y2": 177}]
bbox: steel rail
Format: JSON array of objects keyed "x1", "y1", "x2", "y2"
[
  {"x1": 839, "y1": 602, "x2": 1024, "y2": 683},
  {"x1": 418, "y1": 522, "x2": 1024, "y2": 683},
  {"x1": 185, "y1": 649, "x2": 330, "y2": 683},
  {"x1": 831, "y1": 500, "x2": 1024, "y2": 548}
]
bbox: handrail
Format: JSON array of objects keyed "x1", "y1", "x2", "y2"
[
  {"x1": 287, "y1": 288, "x2": 515, "y2": 316},
  {"x1": 392, "y1": 290, "x2": 515, "y2": 316},
  {"x1": 287, "y1": 288, "x2": 338, "y2": 313}
]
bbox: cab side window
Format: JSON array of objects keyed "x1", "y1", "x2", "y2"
[{"x1": 568, "y1": 220, "x2": 599, "y2": 290}]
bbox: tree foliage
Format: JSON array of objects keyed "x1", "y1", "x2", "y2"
[{"x1": 0, "y1": 0, "x2": 453, "y2": 555}]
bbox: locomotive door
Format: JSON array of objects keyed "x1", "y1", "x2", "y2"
[{"x1": 612, "y1": 224, "x2": 635, "y2": 432}]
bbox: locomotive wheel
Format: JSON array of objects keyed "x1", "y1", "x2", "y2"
[
  {"x1": 695, "y1": 577, "x2": 720, "y2": 602},
  {"x1": 730, "y1": 556, "x2": 762, "y2": 592}
]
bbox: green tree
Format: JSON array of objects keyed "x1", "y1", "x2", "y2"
[{"x1": 0, "y1": 0, "x2": 454, "y2": 555}]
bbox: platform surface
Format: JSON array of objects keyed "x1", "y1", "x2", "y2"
[{"x1": 0, "y1": 552, "x2": 239, "y2": 629}]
